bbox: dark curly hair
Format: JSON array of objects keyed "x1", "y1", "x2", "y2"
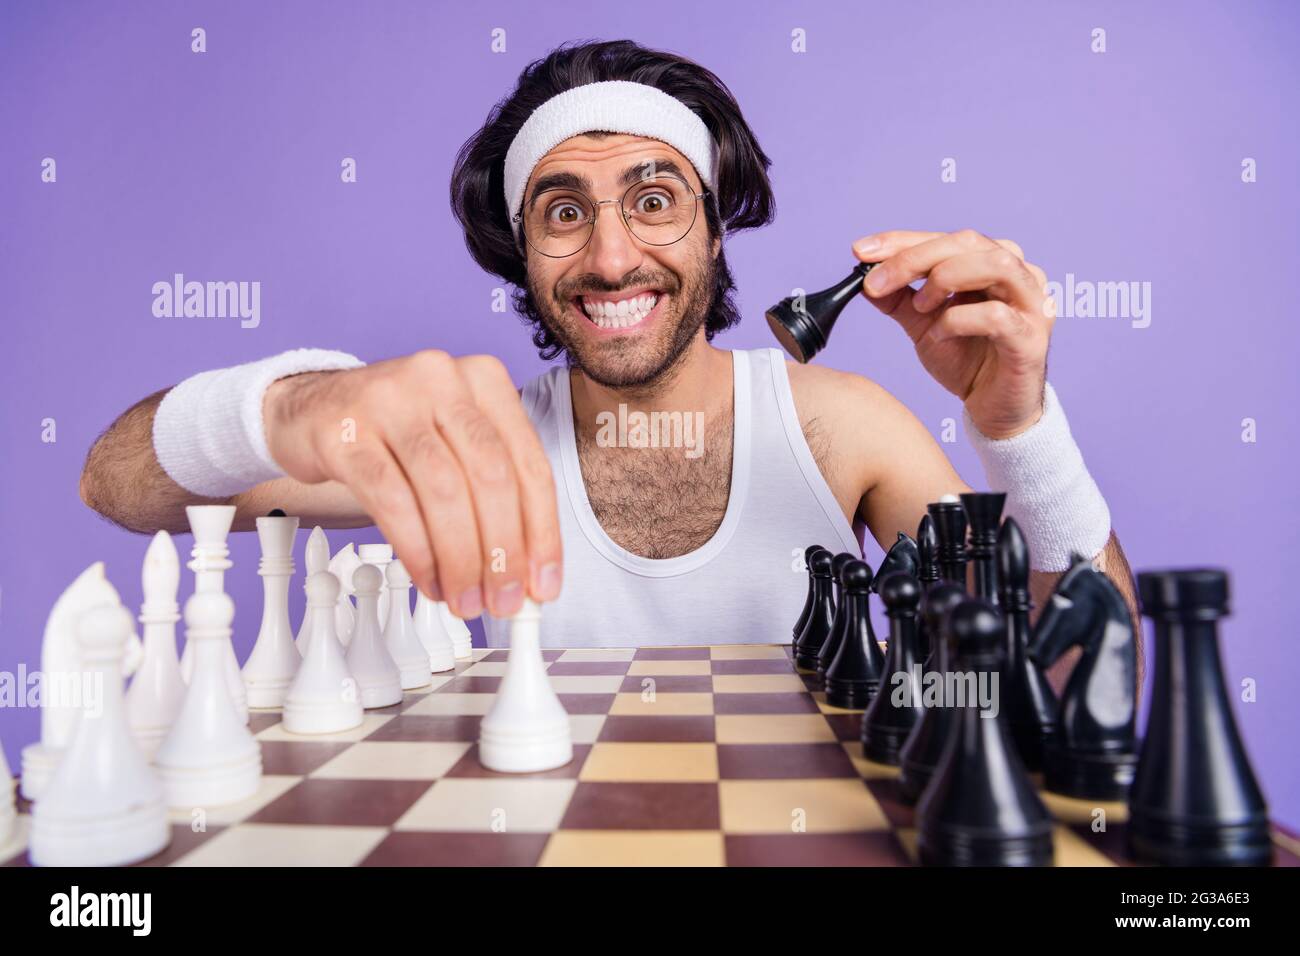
[{"x1": 449, "y1": 39, "x2": 776, "y2": 360}]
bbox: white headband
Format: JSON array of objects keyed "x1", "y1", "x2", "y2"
[{"x1": 503, "y1": 80, "x2": 719, "y2": 237}]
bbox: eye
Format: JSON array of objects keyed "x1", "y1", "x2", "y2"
[
  {"x1": 633, "y1": 190, "x2": 673, "y2": 215},
  {"x1": 546, "y1": 202, "x2": 585, "y2": 225}
]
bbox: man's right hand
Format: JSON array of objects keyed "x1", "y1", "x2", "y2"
[{"x1": 263, "y1": 350, "x2": 561, "y2": 619}]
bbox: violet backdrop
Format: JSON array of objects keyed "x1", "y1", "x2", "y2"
[{"x1": 2, "y1": 1, "x2": 1297, "y2": 825}]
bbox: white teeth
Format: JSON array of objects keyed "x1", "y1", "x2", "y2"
[{"x1": 580, "y1": 293, "x2": 659, "y2": 329}]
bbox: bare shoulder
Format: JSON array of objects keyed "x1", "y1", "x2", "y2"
[{"x1": 785, "y1": 360, "x2": 919, "y2": 451}]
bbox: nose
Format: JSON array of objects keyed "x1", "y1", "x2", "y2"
[{"x1": 578, "y1": 201, "x2": 643, "y2": 283}]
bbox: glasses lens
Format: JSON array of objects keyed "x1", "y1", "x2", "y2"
[
  {"x1": 524, "y1": 191, "x2": 595, "y2": 257},
  {"x1": 624, "y1": 177, "x2": 697, "y2": 246}
]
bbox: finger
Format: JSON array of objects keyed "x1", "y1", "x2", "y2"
[
  {"x1": 993, "y1": 238, "x2": 1025, "y2": 260},
  {"x1": 862, "y1": 229, "x2": 1000, "y2": 298},
  {"x1": 428, "y1": 366, "x2": 528, "y2": 619},
  {"x1": 859, "y1": 282, "x2": 936, "y2": 344},
  {"x1": 918, "y1": 299, "x2": 1042, "y2": 359},
  {"x1": 910, "y1": 249, "x2": 1044, "y2": 316},
  {"x1": 853, "y1": 229, "x2": 948, "y2": 262},
  {"x1": 459, "y1": 355, "x2": 564, "y2": 604}
]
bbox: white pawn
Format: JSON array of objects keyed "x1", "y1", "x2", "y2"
[
  {"x1": 242, "y1": 513, "x2": 301, "y2": 708},
  {"x1": 0, "y1": 742, "x2": 16, "y2": 850},
  {"x1": 30, "y1": 604, "x2": 170, "y2": 867},
  {"x1": 156, "y1": 592, "x2": 262, "y2": 807},
  {"x1": 126, "y1": 531, "x2": 187, "y2": 759},
  {"x1": 345, "y1": 565, "x2": 403, "y2": 708},
  {"x1": 478, "y1": 599, "x2": 572, "y2": 773},
  {"x1": 294, "y1": 526, "x2": 332, "y2": 655},
  {"x1": 441, "y1": 602, "x2": 473, "y2": 660},
  {"x1": 358, "y1": 543, "x2": 394, "y2": 627},
  {"x1": 180, "y1": 505, "x2": 248, "y2": 724},
  {"x1": 21, "y1": 562, "x2": 125, "y2": 801},
  {"x1": 383, "y1": 560, "x2": 432, "y2": 690},
  {"x1": 329, "y1": 543, "x2": 362, "y2": 647},
  {"x1": 283, "y1": 572, "x2": 364, "y2": 735},
  {"x1": 413, "y1": 590, "x2": 456, "y2": 673}
]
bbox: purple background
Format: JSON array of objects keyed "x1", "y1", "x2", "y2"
[{"x1": 2, "y1": 1, "x2": 1297, "y2": 826}]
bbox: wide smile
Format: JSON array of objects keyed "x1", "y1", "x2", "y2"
[{"x1": 570, "y1": 290, "x2": 665, "y2": 334}]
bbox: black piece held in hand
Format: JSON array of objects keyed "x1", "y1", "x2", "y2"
[
  {"x1": 861, "y1": 572, "x2": 925, "y2": 765},
  {"x1": 917, "y1": 599, "x2": 1054, "y2": 867},
  {"x1": 927, "y1": 499, "x2": 968, "y2": 590},
  {"x1": 899, "y1": 582, "x2": 968, "y2": 804},
  {"x1": 997, "y1": 517, "x2": 1058, "y2": 772},
  {"x1": 1030, "y1": 554, "x2": 1138, "y2": 800},
  {"x1": 765, "y1": 262, "x2": 877, "y2": 363},
  {"x1": 793, "y1": 549, "x2": 836, "y2": 673},
  {"x1": 959, "y1": 491, "x2": 1005, "y2": 604},
  {"x1": 1128, "y1": 569, "x2": 1273, "y2": 866},
  {"x1": 816, "y1": 552, "x2": 861, "y2": 677},
  {"x1": 824, "y1": 559, "x2": 886, "y2": 710}
]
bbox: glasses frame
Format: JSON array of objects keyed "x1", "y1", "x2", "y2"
[{"x1": 512, "y1": 173, "x2": 709, "y2": 259}]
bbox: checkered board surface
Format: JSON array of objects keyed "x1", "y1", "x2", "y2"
[{"x1": 3, "y1": 643, "x2": 1298, "y2": 868}]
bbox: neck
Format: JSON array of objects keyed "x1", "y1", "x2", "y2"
[{"x1": 569, "y1": 335, "x2": 731, "y2": 430}]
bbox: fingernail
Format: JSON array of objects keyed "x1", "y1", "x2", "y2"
[
  {"x1": 535, "y1": 561, "x2": 563, "y2": 601},
  {"x1": 457, "y1": 587, "x2": 483, "y2": 619},
  {"x1": 493, "y1": 580, "x2": 524, "y2": 617},
  {"x1": 866, "y1": 267, "x2": 889, "y2": 293},
  {"x1": 854, "y1": 236, "x2": 881, "y2": 255}
]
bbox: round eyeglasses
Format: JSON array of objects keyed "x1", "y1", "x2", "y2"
[{"x1": 513, "y1": 175, "x2": 707, "y2": 258}]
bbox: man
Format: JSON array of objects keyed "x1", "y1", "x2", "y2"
[{"x1": 80, "y1": 40, "x2": 1136, "y2": 678}]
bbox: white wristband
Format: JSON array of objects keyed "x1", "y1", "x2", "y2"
[
  {"x1": 963, "y1": 383, "x2": 1111, "y2": 572},
  {"x1": 153, "y1": 348, "x2": 365, "y2": 497}
]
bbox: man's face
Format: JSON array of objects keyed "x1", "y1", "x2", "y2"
[{"x1": 521, "y1": 133, "x2": 719, "y2": 389}]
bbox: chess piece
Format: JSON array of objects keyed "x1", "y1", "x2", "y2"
[
  {"x1": 384, "y1": 560, "x2": 433, "y2": 689},
  {"x1": 126, "y1": 531, "x2": 187, "y2": 758},
  {"x1": 21, "y1": 562, "x2": 125, "y2": 800},
  {"x1": 823, "y1": 559, "x2": 885, "y2": 709},
  {"x1": 295, "y1": 526, "x2": 333, "y2": 655},
  {"x1": 328, "y1": 543, "x2": 362, "y2": 647},
  {"x1": 792, "y1": 544, "x2": 828, "y2": 647},
  {"x1": 29, "y1": 604, "x2": 171, "y2": 867},
  {"x1": 441, "y1": 602, "x2": 474, "y2": 659},
  {"x1": 765, "y1": 261, "x2": 878, "y2": 363},
  {"x1": 156, "y1": 592, "x2": 262, "y2": 807},
  {"x1": 861, "y1": 572, "x2": 925, "y2": 765},
  {"x1": 1030, "y1": 555, "x2": 1138, "y2": 800},
  {"x1": 816, "y1": 552, "x2": 861, "y2": 677},
  {"x1": 871, "y1": 532, "x2": 919, "y2": 655},
  {"x1": 927, "y1": 498, "x2": 968, "y2": 588},
  {"x1": 1128, "y1": 569, "x2": 1273, "y2": 866},
  {"x1": 413, "y1": 590, "x2": 457, "y2": 674},
  {"x1": 345, "y1": 565, "x2": 404, "y2": 709},
  {"x1": 478, "y1": 599, "x2": 572, "y2": 773},
  {"x1": 242, "y1": 513, "x2": 302, "y2": 708},
  {"x1": 181, "y1": 505, "x2": 248, "y2": 723},
  {"x1": 793, "y1": 549, "x2": 836, "y2": 673},
  {"x1": 898, "y1": 582, "x2": 968, "y2": 803},
  {"x1": 916, "y1": 514, "x2": 941, "y2": 663},
  {"x1": 959, "y1": 491, "x2": 1005, "y2": 604},
  {"x1": 358, "y1": 543, "x2": 394, "y2": 627},
  {"x1": 283, "y1": 572, "x2": 365, "y2": 735},
  {"x1": 997, "y1": 518, "x2": 1057, "y2": 772},
  {"x1": 917, "y1": 600, "x2": 1054, "y2": 866}
]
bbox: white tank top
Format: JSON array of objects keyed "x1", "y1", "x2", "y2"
[{"x1": 483, "y1": 348, "x2": 861, "y2": 647}]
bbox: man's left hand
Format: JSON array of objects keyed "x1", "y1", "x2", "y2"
[{"x1": 851, "y1": 229, "x2": 1054, "y2": 439}]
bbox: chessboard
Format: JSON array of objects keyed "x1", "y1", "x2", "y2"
[{"x1": 4, "y1": 643, "x2": 1297, "y2": 868}]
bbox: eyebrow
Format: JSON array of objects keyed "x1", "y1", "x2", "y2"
[{"x1": 525, "y1": 158, "x2": 694, "y2": 209}]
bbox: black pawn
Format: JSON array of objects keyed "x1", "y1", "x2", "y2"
[
  {"x1": 824, "y1": 560, "x2": 885, "y2": 709},
  {"x1": 916, "y1": 515, "x2": 941, "y2": 661},
  {"x1": 898, "y1": 582, "x2": 968, "y2": 803},
  {"x1": 793, "y1": 550, "x2": 836, "y2": 672},
  {"x1": 792, "y1": 545, "x2": 828, "y2": 649},
  {"x1": 861, "y1": 572, "x2": 925, "y2": 765},
  {"x1": 997, "y1": 518, "x2": 1058, "y2": 772},
  {"x1": 917, "y1": 600, "x2": 1054, "y2": 867},
  {"x1": 268, "y1": 508, "x2": 287, "y2": 517},
  {"x1": 1128, "y1": 570, "x2": 1273, "y2": 866},
  {"x1": 959, "y1": 492, "x2": 1005, "y2": 604},
  {"x1": 817, "y1": 553, "x2": 862, "y2": 677},
  {"x1": 1030, "y1": 556, "x2": 1138, "y2": 800},
  {"x1": 927, "y1": 499, "x2": 968, "y2": 589}
]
